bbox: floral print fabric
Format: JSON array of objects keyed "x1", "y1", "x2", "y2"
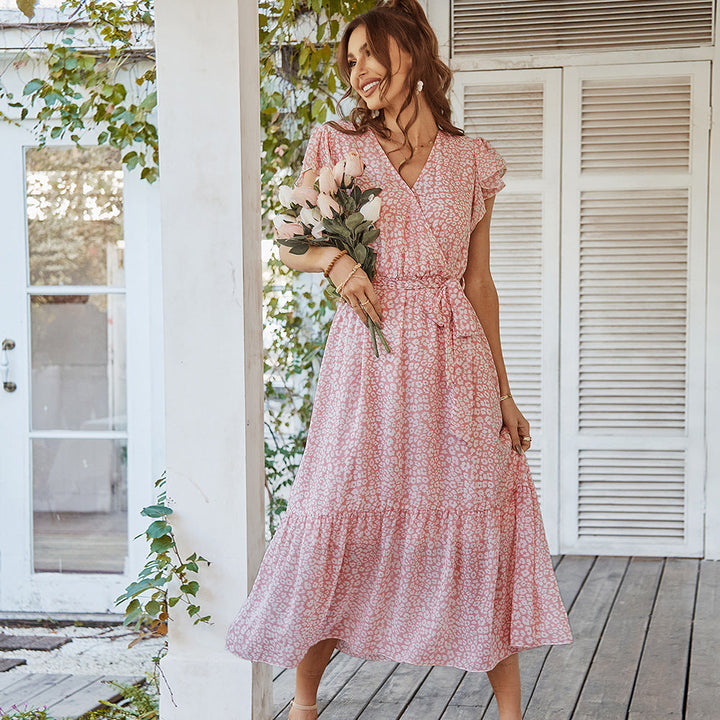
[{"x1": 225, "y1": 121, "x2": 573, "y2": 672}]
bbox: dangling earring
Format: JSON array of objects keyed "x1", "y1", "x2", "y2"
[
  {"x1": 371, "y1": 108, "x2": 380, "y2": 118},
  {"x1": 416, "y1": 80, "x2": 424, "y2": 94}
]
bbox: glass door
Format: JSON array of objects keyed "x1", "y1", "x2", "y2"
[{"x1": 0, "y1": 139, "x2": 136, "y2": 611}]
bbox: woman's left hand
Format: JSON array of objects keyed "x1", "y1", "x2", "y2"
[{"x1": 501, "y1": 397, "x2": 531, "y2": 455}]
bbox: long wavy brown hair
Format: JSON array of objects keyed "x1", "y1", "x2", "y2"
[{"x1": 328, "y1": 0, "x2": 464, "y2": 173}]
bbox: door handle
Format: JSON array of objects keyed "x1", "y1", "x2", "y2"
[{"x1": 1, "y1": 339, "x2": 16, "y2": 393}]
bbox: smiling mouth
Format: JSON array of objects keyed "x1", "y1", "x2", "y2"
[{"x1": 361, "y1": 79, "x2": 380, "y2": 96}]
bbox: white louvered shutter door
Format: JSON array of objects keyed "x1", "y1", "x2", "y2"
[
  {"x1": 560, "y1": 62, "x2": 710, "y2": 556},
  {"x1": 453, "y1": 69, "x2": 562, "y2": 551}
]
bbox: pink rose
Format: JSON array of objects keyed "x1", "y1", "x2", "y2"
[
  {"x1": 290, "y1": 185, "x2": 319, "y2": 207},
  {"x1": 318, "y1": 166, "x2": 338, "y2": 194},
  {"x1": 332, "y1": 151, "x2": 365, "y2": 187},
  {"x1": 333, "y1": 160, "x2": 347, "y2": 187},
  {"x1": 316, "y1": 193, "x2": 341, "y2": 218},
  {"x1": 276, "y1": 221, "x2": 304, "y2": 239},
  {"x1": 344, "y1": 150, "x2": 364, "y2": 178},
  {"x1": 299, "y1": 168, "x2": 318, "y2": 187}
]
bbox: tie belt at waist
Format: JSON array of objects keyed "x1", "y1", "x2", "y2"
[{"x1": 373, "y1": 275, "x2": 482, "y2": 388}]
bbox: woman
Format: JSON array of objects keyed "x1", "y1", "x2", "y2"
[{"x1": 226, "y1": 1, "x2": 572, "y2": 718}]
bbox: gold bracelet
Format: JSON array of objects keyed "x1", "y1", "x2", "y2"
[
  {"x1": 336, "y1": 262, "x2": 361, "y2": 295},
  {"x1": 323, "y1": 249, "x2": 347, "y2": 278},
  {"x1": 499, "y1": 393, "x2": 512, "y2": 402}
]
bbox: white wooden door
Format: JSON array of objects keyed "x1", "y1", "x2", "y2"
[
  {"x1": 559, "y1": 61, "x2": 710, "y2": 556},
  {"x1": 0, "y1": 125, "x2": 160, "y2": 611},
  {"x1": 452, "y1": 68, "x2": 563, "y2": 552}
]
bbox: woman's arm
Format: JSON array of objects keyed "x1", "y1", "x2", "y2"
[{"x1": 463, "y1": 196, "x2": 530, "y2": 455}]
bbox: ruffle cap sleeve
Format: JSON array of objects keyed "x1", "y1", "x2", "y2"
[
  {"x1": 475, "y1": 136, "x2": 507, "y2": 200},
  {"x1": 469, "y1": 136, "x2": 507, "y2": 228},
  {"x1": 295, "y1": 123, "x2": 332, "y2": 187}
]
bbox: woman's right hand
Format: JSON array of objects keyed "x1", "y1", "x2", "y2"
[{"x1": 328, "y1": 254, "x2": 383, "y2": 327}]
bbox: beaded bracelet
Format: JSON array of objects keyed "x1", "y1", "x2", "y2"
[
  {"x1": 335, "y1": 262, "x2": 362, "y2": 295},
  {"x1": 323, "y1": 249, "x2": 348, "y2": 278}
]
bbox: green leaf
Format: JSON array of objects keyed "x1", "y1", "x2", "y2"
[
  {"x1": 142, "y1": 504, "x2": 173, "y2": 518},
  {"x1": 16, "y1": 0, "x2": 37, "y2": 20},
  {"x1": 353, "y1": 244, "x2": 367, "y2": 264},
  {"x1": 180, "y1": 581, "x2": 199, "y2": 596},
  {"x1": 144, "y1": 599, "x2": 162, "y2": 616},
  {"x1": 346, "y1": 212, "x2": 364, "y2": 230},
  {"x1": 22, "y1": 79, "x2": 43, "y2": 96},
  {"x1": 140, "y1": 90, "x2": 157, "y2": 111},
  {"x1": 146, "y1": 520, "x2": 170, "y2": 538},
  {"x1": 150, "y1": 535, "x2": 174, "y2": 553}
]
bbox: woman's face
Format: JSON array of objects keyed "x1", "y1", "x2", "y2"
[{"x1": 347, "y1": 24, "x2": 412, "y2": 114}]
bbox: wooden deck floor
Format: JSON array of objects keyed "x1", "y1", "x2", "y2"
[
  {"x1": 271, "y1": 556, "x2": 720, "y2": 720},
  {"x1": 0, "y1": 673, "x2": 143, "y2": 718}
]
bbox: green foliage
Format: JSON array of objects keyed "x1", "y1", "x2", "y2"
[
  {"x1": 115, "y1": 473, "x2": 212, "y2": 638},
  {"x1": 5, "y1": 0, "x2": 157, "y2": 181},
  {"x1": 0, "y1": 709, "x2": 51, "y2": 720},
  {"x1": 259, "y1": 0, "x2": 375, "y2": 536},
  {"x1": 82, "y1": 680, "x2": 158, "y2": 719}
]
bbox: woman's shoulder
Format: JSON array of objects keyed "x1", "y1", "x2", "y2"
[
  {"x1": 318, "y1": 119, "x2": 372, "y2": 142},
  {"x1": 443, "y1": 131, "x2": 487, "y2": 152}
]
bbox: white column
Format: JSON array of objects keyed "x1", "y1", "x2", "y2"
[{"x1": 154, "y1": 2, "x2": 268, "y2": 718}]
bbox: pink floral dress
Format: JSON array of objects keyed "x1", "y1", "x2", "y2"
[{"x1": 225, "y1": 121, "x2": 573, "y2": 672}]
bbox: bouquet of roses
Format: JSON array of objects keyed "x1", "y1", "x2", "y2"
[{"x1": 273, "y1": 150, "x2": 391, "y2": 357}]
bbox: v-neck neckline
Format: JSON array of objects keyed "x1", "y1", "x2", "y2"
[{"x1": 371, "y1": 127, "x2": 441, "y2": 193}]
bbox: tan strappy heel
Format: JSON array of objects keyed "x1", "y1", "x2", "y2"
[{"x1": 290, "y1": 699, "x2": 318, "y2": 716}]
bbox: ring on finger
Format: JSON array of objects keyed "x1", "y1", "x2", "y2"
[{"x1": 360, "y1": 299, "x2": 371, "y2": 307}]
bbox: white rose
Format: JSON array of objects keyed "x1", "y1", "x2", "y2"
[
  {"x1": 359, "y1": 195, "x2": 381, "y2": 223},
  {"x1": 278, "y1": 185, "x2": 293, "y2": 208},
  {"x1": 272, "y1": 213, "x2": 295, "y2": 231},
  {"x1": 300, "y1": 206, "x2": 322, "y2": 227}
]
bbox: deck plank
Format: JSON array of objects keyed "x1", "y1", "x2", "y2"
[
  {"x1": 523, "y1": 555, "x2": 629, "y2": 720},
  {"x1": 397, "y1": 665, "x2": 466, "y2": 720},
  {"x1": 320, "y1": 660, "x2": 398, "y2": 720},
  {"x1": 686, "y1": 560, "x2": 720, "y2": 718},
  {"x1": 0, "y1": 671, "x2": 28, "y2": 693},
  {"x1": 0, "y1": 673, "x2": 71, "y2": 707},
  {"x1": 47, "y1": 675, "x2": 143, "y2": 716},
  {"x1": 37, "y1": 675, "x2": 104, "y2": 709},
  {"x1": 440, "y1": 668, "x2": 494, "y2": 719},
  {"x1": 628, "y1": 558, "x2": 699, "y2": 720},
  {"x1": 573, "y1": 557, "x2": 663, "y2": 719},
  {"x1": 355, "y1": 663, "x2": 432, "y2": 720}
]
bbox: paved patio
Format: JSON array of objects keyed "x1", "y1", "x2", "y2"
[{"x1": 271, "y1": 556, "x2": 720, "y2": 720}]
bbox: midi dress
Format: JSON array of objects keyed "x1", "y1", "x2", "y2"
[{"x1": 225, "y1": 120, "x2": 573, "y2": 672}]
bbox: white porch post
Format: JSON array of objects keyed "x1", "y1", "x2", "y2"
[{"x1": 154, "y1": 1, "x2": 268, "y2": 718}]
